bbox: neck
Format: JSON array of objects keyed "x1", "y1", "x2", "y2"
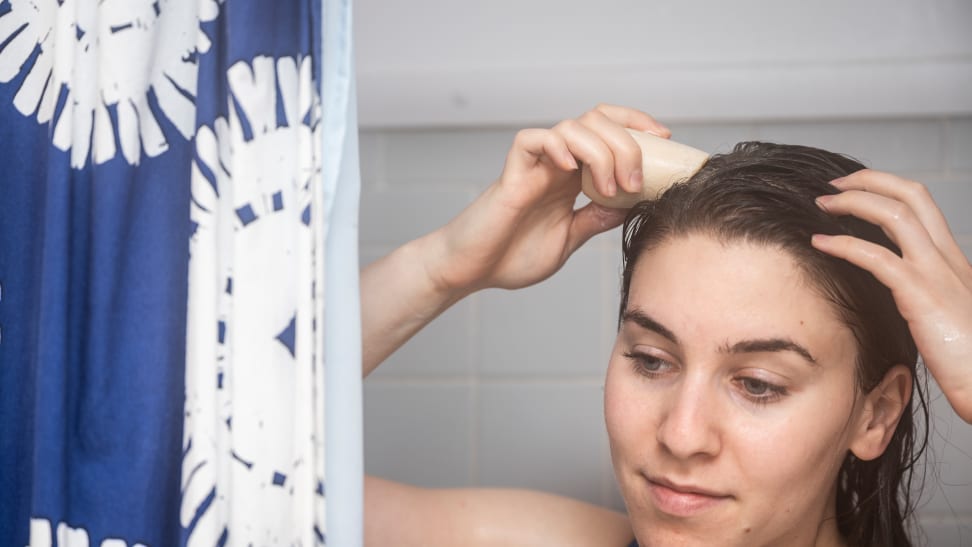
[
  {"x1": 809, "y1": 482, "x2": 848, "y2": 547},
  {"x1": 811, "y1": 519, "x2": 848, "y2": 547}
]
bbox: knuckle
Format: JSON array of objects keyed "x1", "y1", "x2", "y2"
[
  {"x1": 552, "y1": 119, "x2": 579, "y2": 137},
  {"x1": 512, "y1": 129, "x2": 532, "y2": 144},
  {"x1": 620, "y1": 138, "x2": 642, "y2": 163},
  {"x1": 858, "y1": 243, "x2": 899, "y2": 273},
  {"x1": 887, "y1": 201, "x2": 912, "y2": 223},
  {"x1": 555, "y1": 118, "x2": 579, "y2": 132},
  {"x1": 578, "y1": 109, "x2": 604, "y2": 125},
  {"x1": 847, "y1": 168, "x2": 875, "y2": 185},
  {"x1": 511, "y1": 128, "x2": 540, "y2": 150},
  {"x1": 871, "y1": 247, "x2": 897, "y2": 268},
  {"x1": 902, "y1": 179, "x2": 931, "y2": 200}
]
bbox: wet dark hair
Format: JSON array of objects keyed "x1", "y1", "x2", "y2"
[{"x1": 619, "y1": 142, "x2": 928, "y2": 546}]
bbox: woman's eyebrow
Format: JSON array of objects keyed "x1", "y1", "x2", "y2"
[
  {"x1": 724, "y1": 338, "x2": 818, "y2": 365},
  {"x1": 621, "y1": 309, "x2": 679, "y2": 345},
  {"x1": 622, "y1": 309, "x2": 818, "y2": 365}
]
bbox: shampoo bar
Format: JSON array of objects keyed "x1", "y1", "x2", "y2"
[{"x1": 581, "y1": 129, "x2": 709, "y2": 208}]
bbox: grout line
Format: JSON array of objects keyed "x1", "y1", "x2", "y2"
[
  {"x1": 469, "y1": 292, "x2": 481, "y2": 487},
  {"x1": 892, "y1": 170, "x2": 970, "y2": 181},
  {"x1": 939, "y1": 117, "x2": 949, "y2": 174},
  {"x1": 600, "y1": 245, "x2": 618, "y2": 508},
  {"x1": 917, "y1": 514, "x2": 972, "y2": 524},
  {"x1": 364, "y1": 375, "x2": 608, "y2": 386},
  {"x1": 375, "y1": 178, "x2": 494, "y2": 190},
  {"x1": 374, "y1": 131, "x2": 388, "y2": 189},
  {"x1": 944, "y1": 118, "x2": 972, "y2": 178},
  {"x1": 478, "y1": 376, "x2": 607, "y2": 385}
]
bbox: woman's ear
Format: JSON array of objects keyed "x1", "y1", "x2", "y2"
[{"x1": 849, "y1": 365, "x2": 913, "y2": 461}]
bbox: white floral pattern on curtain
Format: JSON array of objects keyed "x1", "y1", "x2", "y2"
[{"x1": 0, "y1": 0, "x2": 358, "y2": 545}]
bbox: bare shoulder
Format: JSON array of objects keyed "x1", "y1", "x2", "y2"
[{"x1": 366, "y1": 475, "x2": 634, "y2": 547}]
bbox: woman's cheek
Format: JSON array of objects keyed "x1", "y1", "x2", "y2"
[
  {"x1": 604, "y1": 363, "x2": 640, "y2": 447},
  {"x1": 604, "y1": 363, "x2": 660, "y2": 454}
]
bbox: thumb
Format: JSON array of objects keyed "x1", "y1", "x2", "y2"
[{"x1": 566, "y1": 202, "x2": 628, "y2": 254}]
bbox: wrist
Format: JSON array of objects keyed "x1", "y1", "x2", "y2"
[{"x1": 409, "y1": 228, "x2": 479, "y2": 308}]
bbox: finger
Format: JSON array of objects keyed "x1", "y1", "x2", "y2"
[
  {"x1": 566, "y1": 201, "x2": 627, "y2": 254},
  {"x1": 811, "y1": 234, "x2": 913, "y2": 297},
  {"x1": 832, "y1": 169, "x2": 968, "y2": 272},
  {"x1": 554, "y1": 118, "x2": 620, "y2": 198},
  {"x1": 507, "y1": 128, "x2": 579, "y2": 173},
  {"x1": 578, "y1": 109, "x2": 644, "y2": 193},
  {"x1": 593, "y1": 103, "x2": 671, "y2": 139},
  {"x1": 816, "y1": 190, "x2": 940, "y2": 263}
]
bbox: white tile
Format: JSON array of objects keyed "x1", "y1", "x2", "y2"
[
  {"x1": 384, "y1": 128, "x2": 518, "y2": 185},
  {"x1": 476, "y1": 382, "x2": 611, "y2": 506},
  {"x1": 665, "y1": 122, "x2": 759, "y2": 156},
  {"x1": 914, "y1": 381, "x2": 972, "y2": 516},
  {"x1": 358, "y1": 130, "x2": 383, "y2": 187},
  {"x1": 478, "y1": 248, "x2": 615, "y2": 377},
  {"x1": 364, "y1": 383, "x2": 473, "y2": 488},
  {"x1": 922, "y1": 177, "x2": 972, "y2": 235},
  {"x1": 601, "y1": 243, "x2": 627, "y2": 364},
  {"x1": 755, "y1": 119, "x2": 944, "y2": 173},
  {"x1": 359, "y1": 186, "x2": 474, "y2": 246},
  {"x1": 370, "y1": 297, "x2": 476, "y2": 378},
  {"x1": 915, "y1": 519, "x2": 972, "y2": 546},
  {"x1": 358, "y1": 247, "x2": 392, "y2": 270},
  {"x1": 947, "y1": 118, "x2": 972, "y2": 172},
  {"x1": 960, "y1": 235, "x2": 972, "y2": 261}
]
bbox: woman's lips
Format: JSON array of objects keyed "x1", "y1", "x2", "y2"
[{"x1": 646, "y1": 476, "x2": 732, "y2": 517}]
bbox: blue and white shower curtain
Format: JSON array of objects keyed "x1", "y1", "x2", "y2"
[{"x1": 0, "y1": 0, "x2": 361, "y2": 545}]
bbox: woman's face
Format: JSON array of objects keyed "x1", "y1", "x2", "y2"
[{"x1": 605, "y1": 234, "x2": 865, "y2": 547}]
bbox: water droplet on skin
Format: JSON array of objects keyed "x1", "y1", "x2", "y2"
[{"x1": 938, "y1": 322, "x2": 962, "y2": 344}]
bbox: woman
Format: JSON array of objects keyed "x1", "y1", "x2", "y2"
[
  {"x1": 610, "y1": 142, "x2": 926, "y2": 547},
  {"x1": 362, "y1": 106, "x2": 972, "y2": 546}
]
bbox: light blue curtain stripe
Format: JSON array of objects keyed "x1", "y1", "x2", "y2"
[{"x1": 321, "y1": 0, "x2": 364, "y2": 545}]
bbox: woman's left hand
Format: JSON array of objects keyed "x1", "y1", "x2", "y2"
[{"x1": 812, "y1": 169, "x2": 972, "y2": 423}]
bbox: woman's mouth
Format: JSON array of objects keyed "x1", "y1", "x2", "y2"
[{"x1": 646, "y1": 476, "x2": 732, "y2": 517}]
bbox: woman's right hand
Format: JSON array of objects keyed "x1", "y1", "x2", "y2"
[
  {"x1": 421, "y1": 104, "x2": 670, "y2": 298},
  {"x1": 361, "y1": 105, "x2": 668, "y2": 375}
]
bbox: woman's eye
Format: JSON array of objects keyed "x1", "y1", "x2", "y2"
[
  {"x1": 622, "y1": 351, "x2": 671, "y2": 377},
  {"x1": 741, "y1": 378, "x2": 771, "y2": 395},
  {"x1": 737, "y1": 377, "x2": 787, "y2": 404}
]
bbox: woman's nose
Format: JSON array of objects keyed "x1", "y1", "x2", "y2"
[{"x1": 655, "y1": 379, "x2": 721, "y2": 459}]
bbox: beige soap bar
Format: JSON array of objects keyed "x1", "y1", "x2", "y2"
[{"x1": 581, "y1": 129, "x2": 709, "y2": 208}]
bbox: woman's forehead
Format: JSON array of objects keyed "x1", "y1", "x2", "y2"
[{"x1": 626, "y1": 234, "x2": 851, "y2": 347}]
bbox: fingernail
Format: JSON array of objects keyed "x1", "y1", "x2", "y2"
[
  {"x1": 628, "y1": 169, "x2": 643, "y2": 192},
  {"x1": 605, "y1": 178, "x2": 617, "y2": 197},
  {"x1": 564, "y1": 152, "x2": 579, "y2": 170},
  {"x1": 815, "y1": 195, "x2": 833, "y2": 211},
  {"x1": 811, "y1": 234, "x2": 833, "y2": 246},
  {"x1": 830, "y1": 177, "x2": 846, "y2": 187}
]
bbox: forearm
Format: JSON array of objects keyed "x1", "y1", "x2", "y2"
[{"x1": 360, "y1": 230, "x2": 470, "y2": 377}]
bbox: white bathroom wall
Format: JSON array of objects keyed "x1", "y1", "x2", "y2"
[
  {"x1": 354, "y1": 0, "x2": 972, "y2": 126},
  {"x1": 359, "y1": 117, "x2": 972, "y2": 544}
]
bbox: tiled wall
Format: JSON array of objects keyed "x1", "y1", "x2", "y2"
[{"x1": 360, "y1": 116, "x2": 972, "y2": 544}]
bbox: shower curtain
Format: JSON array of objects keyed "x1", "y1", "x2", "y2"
[{"x1": 0, "y1": 0, "x2": 361, "y2": 545}]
